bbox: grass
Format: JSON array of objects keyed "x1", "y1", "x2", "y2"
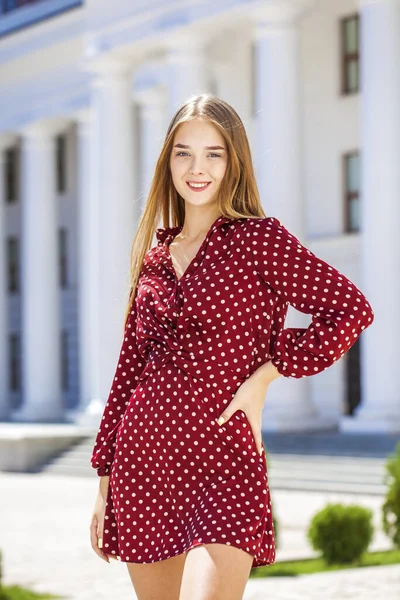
[
  {"x1": 250, "y1": 548, "x2": 400, "y2": 578},
  {"x1": 0, "y1": 586, "x2": 65, "y2": 600}
]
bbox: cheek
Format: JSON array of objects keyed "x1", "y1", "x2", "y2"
[
  {"x1": 170, "y1": 160, "x2": 185, "y2": 180},
  {"x1": 213, "y1": 161, "x2": 228, "y2": 181}
]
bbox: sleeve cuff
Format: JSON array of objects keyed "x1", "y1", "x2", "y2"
[
  {"x1": 96, "y1": 465, "x2": 112, "y2": 476},
  {"x1": 270, "y1": 356, "x2": 292, "y2": 378}
]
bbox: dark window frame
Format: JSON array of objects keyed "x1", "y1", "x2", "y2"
[
  {"x1": 56, "y1": 133, "x2": 67, "y2": 194},
  {"x1": 343, "y1": 150, "x2": 360, "y2": 233},
  {"x1": 7, "y1": 236, "x2": 19, "y2": 293},
  {"x1": 340, "y1": 13, "x2": 360, "y2": 95},
  {"x1": 59, "y1": 227, "x2": 68, "y2": 288},
  {"x1": 9, "y1": 332, "x2": 21, "y2": 392},
  {"x1": 5, "y1": 147, "x2": 18, "y2": 204}
]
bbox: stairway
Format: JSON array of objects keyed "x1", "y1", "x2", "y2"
[
  {"x1": 40, "y1": 433, "x2": 392, "y2": 496},
  {"x1": 267, "y1": 454, "x2": 386, "y2": 495}
]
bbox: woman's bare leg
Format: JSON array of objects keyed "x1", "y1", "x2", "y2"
[
  {"x1": 126, "y1": 551, "x2": 188, "y2": 600},
  {"x1": 179, "y1": 543, "x2": 254, "y2": 600}
]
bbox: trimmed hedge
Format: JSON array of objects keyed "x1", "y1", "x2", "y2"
[
  {"x1": 382, "y1": 441, "x2": 400, "y2": 548},
  {"x1": 307, "y1": 503, "x2": 374, "y2": 565}
]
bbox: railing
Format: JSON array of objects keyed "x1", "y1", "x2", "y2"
[{"x1": 0, "y1": 0, "x2": 83, "y2": 37}]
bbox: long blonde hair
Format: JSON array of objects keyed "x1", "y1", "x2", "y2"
[{"x1": 123, "y1": 93, "x2": 267, "y2": 328}]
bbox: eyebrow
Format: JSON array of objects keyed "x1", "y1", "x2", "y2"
[{"x1": 173, "y1": 143, "x2": 226, "y2": 150}]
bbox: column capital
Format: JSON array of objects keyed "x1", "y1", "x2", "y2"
[
  {"x1": 82, "y1": 54, "x2": 138, "y2": 84},
  {"x1": 18, "y1": 118, "x2": 70, "y2": 140},
  {"x1": 250, "y1": 0, "x2": 315, "y2": 31},
  {"x1": 0, "y1": 133, "x2": 18, "y2": 152},
  {"x1": 165, "y1": 31, "x2": 208, "y2": 64},
  {"x1": 134, "y1": 86, "x2": 164, "y2": 108},
  {"x1": 358, "y1": 0, "x2": 389, "y2": 7},
  {"x1": 73, "y1": 108, "x2": 93, "y2": 124},
  {"x1": 74, "y1": 109, "x2": 95, "y2": 141}
]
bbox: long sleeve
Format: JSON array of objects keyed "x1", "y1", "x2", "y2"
[
  {"x1": 250, "y1": 217, "x2": 375, "y2": 378},
  {"x1": 90, "y1": 289, "x2": 146, "y2": 476}
]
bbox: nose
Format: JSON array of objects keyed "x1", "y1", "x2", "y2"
[{"x1": 188, "y1": 157, "x2": 205, "y2": 175}]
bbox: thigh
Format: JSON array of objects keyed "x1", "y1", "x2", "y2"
[
  {"x1": 126, "y1": 551, "x2": 188, "y2": 600},
  {"x1": 179, "y1": 543, "x2": 254, "y2": 600}
]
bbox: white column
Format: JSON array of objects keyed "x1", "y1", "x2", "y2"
[
  {"x1": 0, "y1": 137, "x2": 13, "y2": 420},
  {"x1": 85, "y1": 57, "x2": 138, "y2": 407},
  {"x1": 251, "y1": 1, "x2": 334, "y2": 432},
  {"x1": 74, "y1": 110, "x2": 103, "y2": 424},
  {"x1": 14, "y1": 123, "x2": 63, "y2": 421},
  {"x1": 341, "y1": 0, "x2": 400, "y2": 433},
  {"x1": 252, "y1": 3, "x2": 306, "y2": 230},
  {"x1": 166, "y1": 34, "x2": 209, "y2": 120},
  {"x1": 135, "y1": 88, "x2": 166, "y2": 210}
]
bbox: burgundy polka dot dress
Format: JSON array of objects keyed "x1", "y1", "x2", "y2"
[{"x1": 90, "y1": 215, "x2": 374, "y2": 568}]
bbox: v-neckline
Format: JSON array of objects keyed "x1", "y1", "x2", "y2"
[{"x1": 164, "y1": 215, "x2": 230, "y2": 283}]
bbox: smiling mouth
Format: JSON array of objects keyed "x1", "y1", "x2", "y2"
[{"x1": 186, "y1": 181, "x2": 211, "y2": 191}]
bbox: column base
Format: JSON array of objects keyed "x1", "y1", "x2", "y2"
[
  {"x1": 262, "y1": 413, "x2": 338, "y2": 433},
  {"x1": 340, "y1": 415, "x2": 400, "y2": 434},
  {"x1": 12, "y1": 404, "x2": 65, "y2": 423},
  {"x1": 0, "y1": 407, "x2": 11, "y2": 421},
  {"x1": 75, "y1": 398, "x2": 105, "y2": 427}
]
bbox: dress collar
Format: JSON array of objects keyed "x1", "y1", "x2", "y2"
[{"x1": 155, "y1": 215, "x2": 234, "y2": 245}]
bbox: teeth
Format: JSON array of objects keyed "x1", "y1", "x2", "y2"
[{"x1": 188, "y1": 182, "x2": 209, "y2": 188}]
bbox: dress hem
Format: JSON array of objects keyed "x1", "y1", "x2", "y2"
[{"x1": 107, "y1": 536, "x2": 276, "y2": 570}]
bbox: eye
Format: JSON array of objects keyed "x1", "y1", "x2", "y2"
[{"x1": 175, "y1": 152, "x2": 222, "y2": 158}]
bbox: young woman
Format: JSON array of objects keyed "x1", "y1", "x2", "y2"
[{"x1": 89, "y1": 94, "x2": 374, "y2": 599}]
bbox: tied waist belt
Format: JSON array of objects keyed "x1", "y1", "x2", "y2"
[{"x1": 137, "y1": 347, "x2": 244, "y2": 389}]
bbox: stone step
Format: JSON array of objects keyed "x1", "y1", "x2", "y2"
[
  {"x1": 43, "y1": 463, "x2": 386, "y2": 495},
  {"x1": 51, "y1": 454, "x2": 385, "y2": 483},
  {"x1": 41, "y1": 437, "x2": 389, "y2": 495},
  {"x1": 267, "y1": 477, "x2": 386, "y2": 496}
]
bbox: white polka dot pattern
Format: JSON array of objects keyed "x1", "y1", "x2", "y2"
[
  {"x1": 247, "y1": 217, "x2": 374, "y2": 378},
  {"x1": 90, "y1": 215, "x2": 374, "y2": 568}
]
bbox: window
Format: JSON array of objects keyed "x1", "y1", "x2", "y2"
[
  {"x1": 0, "y1": 1, "x2": 83, "y2": 38},
  {"x1": 56, "y1": 133, "x2": 67, "y2": 194},
  {"x1": 9, "y1": 333, "x2": 21, "y2": 392},
  {"x1": 61, "y1": 330, "x2": 69, "y2": 391},
  {"x1": 345, "y1": 338, "x2": 361, "y2": 416},
  {"x1": 1, "y1": 1, "x2": 41, "y2": 13},
  {"x1": 7, "y1": 236, "x2": 19, "y2": 293},
  {"x1": 59, "y1": 227, "x2": 68, "y2": 288},
  {"x1": 343, "y1": 151, "x2": 360, "y2": 232},
  {"x1": 5, "y1": 147, "x2": 17, "y2": 204},
  {"x1": 340, "y1": 14, "x2": 360, "y2": 95}
]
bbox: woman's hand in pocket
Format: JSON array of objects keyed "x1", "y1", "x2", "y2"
[{"x1": 215, "y1": 367, "x2": 273, "y2": 455}]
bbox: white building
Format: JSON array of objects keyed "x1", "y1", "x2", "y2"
[{"x1": 0, "y1": 0, "x2": 397, "y2": 433}]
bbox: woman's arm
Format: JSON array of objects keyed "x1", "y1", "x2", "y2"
[
  {"x1": 90, "y1": 289, "x2": 145, "y2": 476},
  {"x1": 249, "y1": 217, "x2": 374, "y2": 379}
]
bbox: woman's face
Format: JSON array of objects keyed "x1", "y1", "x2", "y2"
[{"x1": 169, "y1": 119, "x2": 228, "y2": 209}]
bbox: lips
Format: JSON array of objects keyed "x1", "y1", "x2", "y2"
[{"x1": 186, "y1": 181, "x2": 211, "y2": 191}]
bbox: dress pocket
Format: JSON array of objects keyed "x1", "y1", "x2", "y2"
[{"x1": 227, "y1": 409, "x2": 259, "y2": 456}]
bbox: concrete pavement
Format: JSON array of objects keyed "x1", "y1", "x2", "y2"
[{"x1": 0, "y1": 471, "x2": 399, "y2": 599}]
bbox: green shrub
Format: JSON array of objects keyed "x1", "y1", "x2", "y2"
[
  {"x1": 382, "y1": 441, "x2": 400, "y2": 548},
  {"x1": 307, "y1": 503, "x2": 374, "y2": 565}
]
